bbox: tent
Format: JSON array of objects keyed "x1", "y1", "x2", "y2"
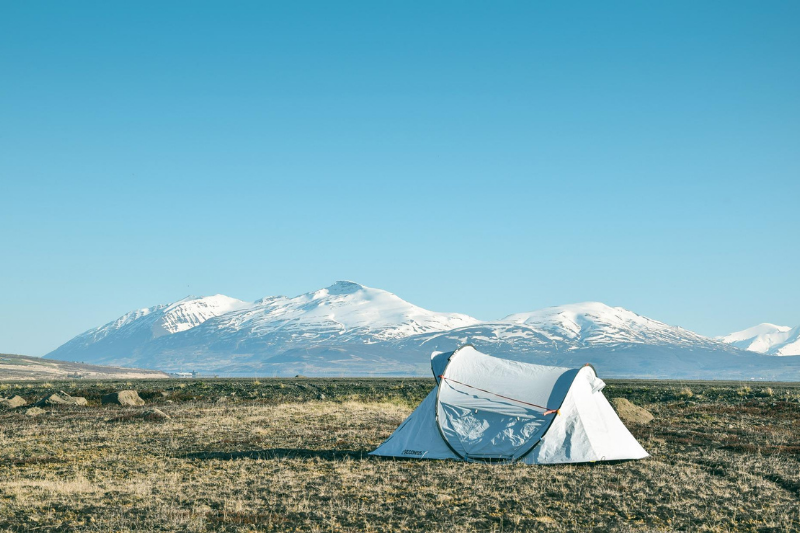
[{"x1": 371, "y1": 345, "x2": 649, "y2": 464}]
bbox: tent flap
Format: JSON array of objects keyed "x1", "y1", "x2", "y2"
[{"x1": 369, "y1": 388, "x2": 459, "y2": 460}]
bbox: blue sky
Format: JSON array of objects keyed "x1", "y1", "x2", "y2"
[{"x1": 1, "y1": 1, "x2": 798, "y2": 356}]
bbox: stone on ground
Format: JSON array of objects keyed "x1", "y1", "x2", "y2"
[
  {"x1": 611, "y1": 397, "x2": 654, "y2": 424},
  {"x1": 102, "y1": 390, "x2": 145, "y2": 406},
  {"x1": 0, "y1": 395, "x2": 27, "y2": 409},
  {"x1": 140, "y1": 408, "x2": 170, "y2": 420},
  {"x1": 35, "y1": 391, "x2": 88, "y2": 407}
]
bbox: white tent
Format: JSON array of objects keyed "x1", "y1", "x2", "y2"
[{"x1": 371, "y1": 345, "x2": 649, "y2": 464}]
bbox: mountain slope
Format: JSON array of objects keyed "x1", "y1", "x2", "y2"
[
  {"x1": 48, "y1": 294, "x2": 252, "y2": 365},
  {"x1": 202, "y1": 280, "x2": 481, "y2": 343},
  {"x1": 720, "y1": 323, "x2": 800, "y2": 356},
  {"x1": 501, "y1": 302, "x2": 718, "y2": 348},
  {"x1": 46, "y1": 283, "x2": 800, "y2": 379},
  {"x1": 386, "y1": 302, "x2": 775, "y2": 379},
  {"x1": 768, "y1": 326, "x2": 800, "y2": 356},
  {"x1": 0, "y1": 353, "x2": 168, "y2": 381},
  {"x1": 48, "y1": 282, "x2": 480, "y2": 370}
]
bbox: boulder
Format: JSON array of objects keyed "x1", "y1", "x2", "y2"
[
  {"x1": 102, "y1": 390, "x2": 145, "y2": 406},
  {"x1": 0, "y1": 395, "x2": 27, "y2": 409},
  {"x1": 25, "y1": 407, "x2": 46, "y2": 417},
  {"x1": 140, "y1": 408, "x2": 170, "y2": 420},
  {"x1": 35, "y1": 391, "x2": 88, "y2": 407},
  {"x1": 611, "y1": 398, "x2": 654, "y2": 425}
]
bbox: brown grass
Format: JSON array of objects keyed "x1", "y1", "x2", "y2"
[{"x1": 0, "y1": 379, "x2": 799, "y2": 532}]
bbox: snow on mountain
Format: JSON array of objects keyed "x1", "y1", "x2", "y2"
[
  {"x1": 47, "y1": 294, "x2": 252, "y2": 364},
  {"x1": 47, "y1": 282, "x2": 480, "y2": 368},
  {"x1": 151, "y1": 294, "x2": 253, "y2": 337},
  {"x1": 388, "y1": 301, "x2": 762, "y2": 379},
  {"x1": 772, "y1": 327, "x2": 800, "y2": 356},
  {"x1": 205, "y1": 281, "x2": 481, "y2": 342},
  {"x1": 719, "y1": 323, "x2": 799, "y2": 355},
  {"x1": 46, "y1": 283, "x2": 800, "y2": 379},
  {"x1": 499, "y1": 302, "x2": 715, "y2": 348},
  {"x1": 402, "y1": 301, "x2": 724, "y2": 358}
]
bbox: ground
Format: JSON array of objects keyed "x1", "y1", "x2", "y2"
[
  {"x1": 0, "y1": 353, "x2": 168, "y2": 381},
  {"x1": 1, "y1": 378, "x2": 799, "y2": 532}
]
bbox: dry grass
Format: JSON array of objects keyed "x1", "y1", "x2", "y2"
[
  {"x1": 1, "y1": 379, "x2": 799, "y2": 532},
  {"x1": 0, "y1": 353, "x2": 168, "y2": 381}
]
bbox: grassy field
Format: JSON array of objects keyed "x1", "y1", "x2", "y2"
[{"x1": 1, "y1": 378, "x2": 799, "y2": 532}]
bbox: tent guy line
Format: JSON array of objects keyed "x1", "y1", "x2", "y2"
[{"x1": 439, "y1": 375, "x2": 560, "y2": 416}]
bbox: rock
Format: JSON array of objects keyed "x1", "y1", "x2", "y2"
[
  {"x1": 35, "y1": 391, "x2": 87, "y2": 407},
  {"x1": 25, "y1": 407, "x2": 46, "y2": 417},
  {"x1": 140, "y1": 408, "x2": 170, "y2": 420},
  {"x1": 102, "y1": 390, "x2": 145, "y2": 406},
  {"x1": 317, "y1": 393, "x2": 326, "y2": 400},
  {"x1": 611, "y1": 398, "x2": 654, "y2": 425},
  {"x1": 0, "y1": 395, "x2": 27, "y2": 409}
]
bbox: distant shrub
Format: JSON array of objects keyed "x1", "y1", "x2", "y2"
[
  {"x1": 756, "y1": 387, "x2": 774, "y2": 397},
  {"x1": 678, "y1": 387, "x2": 693, "y2": 398},
  {"x1": 737, "y1": 386, "x2": 752, "y2": 397}
]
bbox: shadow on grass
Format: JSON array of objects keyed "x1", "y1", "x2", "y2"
[
  {"x1": 180, "y1": 448, "x2": 370, "y2": 461},
  {"x1": 180, "y1": 448, "x2": 642, "y2": 466}
]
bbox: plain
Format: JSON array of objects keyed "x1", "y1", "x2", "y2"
[{"x1": 1, "y1": 378, "x2": 799, "y2": 532}]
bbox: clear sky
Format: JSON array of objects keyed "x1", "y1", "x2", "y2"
[{"x1": 1, "y1": 1, "x2": 798, "y2": 356}]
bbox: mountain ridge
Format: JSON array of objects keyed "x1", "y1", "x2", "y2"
[
  {"x1": 719, "y1": 323, "x2": 800, "y2": 356},
  {"x1": 46, "y1": 282, "x2": 800, "y2": 379}
]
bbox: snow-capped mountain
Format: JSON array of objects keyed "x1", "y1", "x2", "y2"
[
  {"x1": 388, "y1": 302, "x2": 790, "y2": 379},
  {"x1": 205, "y1": 280, "x2": 481, "y2": 343},
  {"x1": 720, "y1": 323, "x2": 800, "y2": 356},
  {"x1": 396, "y1": 302, "x2": 729, "y2": 360},
  {"x1": 501, "y1": 302, "x2": 716, "y2": 348},
  {"x1": 47, "y1": 282, "x2": 480, "y2": 369},
  {"x1": 50, "y1": 294, "x2": 252, "y2": 364},
  {"x1": 46, "y1": 282, "x2": 800, "y2": 379},
  {"x1": 774, "y1": 328, "x2": 800, "y2": 356}
]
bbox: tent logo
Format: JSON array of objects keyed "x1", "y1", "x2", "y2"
[{"x1": 402, "y1": 449, "x2": 426, "y2": 456}]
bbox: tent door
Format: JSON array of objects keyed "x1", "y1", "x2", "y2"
[{"x1": 437, "y1": 403, "x2": 548, "y2": 461}]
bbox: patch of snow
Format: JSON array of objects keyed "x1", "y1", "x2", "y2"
[
  {"x1": 499, "y1": 302, "x2": 710, "y2": 348},
  {"x1": 718, "y1": 323, "x2": 795, "y2": 355}
]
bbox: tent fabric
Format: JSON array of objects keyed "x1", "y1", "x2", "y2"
[
  {"x1": 371, "y1": 345, "x2": 649, "y2": 464},
  {"x1": 368, "y1": 388, "x2": 460, "y2": 460}
]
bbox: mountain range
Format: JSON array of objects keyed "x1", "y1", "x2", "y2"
[
  {"x1": 719, "y1": 323, "x2": 800, "y2": 356},
  {"x1": 46, "y1": 281, "x2": 800, "y2": 379}
]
